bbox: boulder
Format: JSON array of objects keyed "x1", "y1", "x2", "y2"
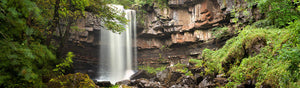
[
  {"x1": 130, "y1": 70, "x2": 153, "y2": 80},
  {"x1": 116, "y1": 80, "x2": 131, "y2": 86},
  {"x1": 180, "y1": 76, "x2": 195, "y2": 86},
  {"x1": 156, "y1": 67, "x2": 183, "y2": 87},
  {"x1": 198, "y1": 76, "x2": 215, "y2": 88},
  {"x1": 95, "y1": 81, "x2": 112, "y2": 87},
  {"x1": 127, "y1": 78, "x2": 161, "y2": 88}
]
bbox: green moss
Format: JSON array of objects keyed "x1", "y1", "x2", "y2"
[
  {"x1": 212, "y1": 27, "x2": 230, "y2": 39},
  {"x1": 200, "y1": 22, "x2": 300, "y2": 87},
  {"x1": 139, "y1": 66, "x2": 166, "y2": 74},
  {"x1": 48, "y1": 73, "x2": 96, "y2": 88}
]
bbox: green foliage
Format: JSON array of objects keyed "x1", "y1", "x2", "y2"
[
  {"x1": 0, "y1": 0, "x2": 141, "y2": 87},
  {"x1": 0, "y1": 0, "x2": 44, "y2": 41},
  {"x1": 176, "y1": 68, "x2": 188, "y2": 73},
  {"x1": 139, "y1": 66, "x2": 166, "y2": 74},
  {"x1": 53, "y1": 52, "x2": 74, "y2": 74},
  {"x1": 0, "y1": 1, "x2": 58, "y2": 87},
  {"x1": 48, "y1": 73, "x2": 96, "y2": 88},
  {"x1": 212, "y1": 27, "x2": 229, "y2": 39},
  {"x1": 59, "y1": 0, "x2": 89, "y2": 19},
  {"x1": 277, "y1": 20, "x2": 300, "y2": 82},
  {"x1": 0, "y1": 40, "x2": 56, "y2": 87},
  {"x1": 248, "y1": 0, "x2": 300, "y2": 27},
  {"x1": 189, "y1": 59, "x2": 203, "y2": 68},
  {"x1": 172, "y1": 63, "x2": 189, "y2": 73},
  {"x1": 86, "y1": 0, "x2": 128, "y2": 33},
  {"x1": 185, "y1": 71, "x2": 193, "y2": 76}
]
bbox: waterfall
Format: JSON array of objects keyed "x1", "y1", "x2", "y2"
[{"x1": 98, "y1": 5, "x2": 137, "y2": 84}]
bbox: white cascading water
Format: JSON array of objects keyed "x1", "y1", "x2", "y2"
[{"x1": 98, "y1": 5, "x2": 137, "y2": 84}]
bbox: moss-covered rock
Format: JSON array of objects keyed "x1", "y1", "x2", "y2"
[{"x1": 47, "y1": 73, "x2": 98, "y2": 88}]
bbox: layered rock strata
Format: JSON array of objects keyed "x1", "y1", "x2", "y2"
[
  {"x1": 136, "y1": 0, "x2": 261, "y2": 66},
  {"x1": 137, "y1": 0, "x2": 230, "y2": 66}
]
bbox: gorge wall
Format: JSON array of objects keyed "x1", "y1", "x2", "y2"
[
  {"x1": 62, "y1": 12, "x2": 101, "y2": 79},
  {"x1": 136, "y1": 0, "x2": 260, "y2": 66}
]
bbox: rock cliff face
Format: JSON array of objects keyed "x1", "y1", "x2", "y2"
[
  {"x1": 62, "y1": 12, "x2": 102, "y2": 79},
  {"x1": 137, "y1": 0, "x2": 236, "y2": 66},
  {"x1": 136, "y1": 0, "x2": 262, "y2": 66}
]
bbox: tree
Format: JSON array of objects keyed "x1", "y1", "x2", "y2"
[{"x1": 253, "y1": 0, "x2": 300, "y2": 27}]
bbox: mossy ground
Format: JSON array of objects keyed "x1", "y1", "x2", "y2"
[
  {"x1": 48, "y1": 73, "x2": 97, "y2": 88},
  {"x1": 192, "y1": 20, "x2": 300, "y2": 87}
]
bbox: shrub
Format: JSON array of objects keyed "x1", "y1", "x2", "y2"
[{"x1": 53, "y1": 52, "x2": 74, "y2": 75}]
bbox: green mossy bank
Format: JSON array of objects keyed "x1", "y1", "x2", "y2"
[{"x1": 193, "y1": 20, "x2": 300, "y2": 87}]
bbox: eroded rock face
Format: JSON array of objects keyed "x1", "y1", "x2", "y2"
[
  {"x1": 136, "y1": 0, "x2": 260, "y2": 66},
  {"x1": 138, "y1": 0, "x2": 226, "y2": 48},
  {"x1": 62, "y1": 12, "x2": 102, "y2": 79},
  {"x1": 136, "y1": 0, "x2": 229, "y2": 66},
  {"x1": 68, "y1": 12, "x2": 101, "y2": 45}
]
